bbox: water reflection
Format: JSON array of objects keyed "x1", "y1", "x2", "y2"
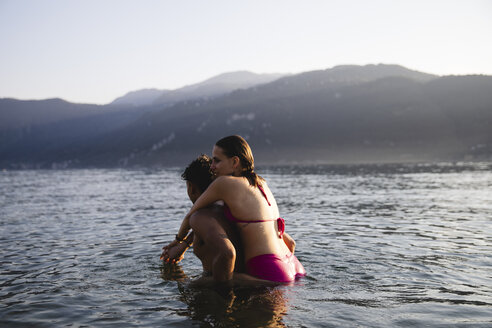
[
  {"x1": 159, "y1": 263, "x2": 188, "y2": 282},
  {"x1": 160, "y1": 263, "x2": 288, "y2": 327}
]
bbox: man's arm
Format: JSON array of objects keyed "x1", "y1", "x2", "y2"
[
  {"x1": 189, "y1": 213, "x2": 235, "y2": 282},
  {"x1": 210, "y1": 232, "x2": 235, "y2": 282},
  {"x1": 176, "y1": 176, "x2": 233, "y2": 240}
]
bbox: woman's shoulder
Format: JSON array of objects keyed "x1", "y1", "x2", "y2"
[{"x1": 213, "y1": 175, "x2": 247, "y2": 187}]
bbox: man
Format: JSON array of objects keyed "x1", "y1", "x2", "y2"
[{"x1": 160, "y1": 155, "x2": 246, "y2": 282}]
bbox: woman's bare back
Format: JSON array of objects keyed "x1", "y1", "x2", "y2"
[{"x1": 218, "y1": 177, "x2": 290, "y2": 260}]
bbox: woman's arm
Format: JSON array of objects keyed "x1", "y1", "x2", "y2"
[{"x1": 176, "y1": 176, "x2": 230, "y2": 239}]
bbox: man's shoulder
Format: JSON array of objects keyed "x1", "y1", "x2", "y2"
[{"x1": 189, "y1": 205, "x2": 229, "y2": 233}]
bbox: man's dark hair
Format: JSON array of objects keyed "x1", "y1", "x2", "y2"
[{"x1": 181, "y1": 154, "x2": 214, "y2": 193}]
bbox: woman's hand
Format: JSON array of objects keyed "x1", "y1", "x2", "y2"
[{"x1": 282, "y1": 232, "x2": 296, "y2": 254}]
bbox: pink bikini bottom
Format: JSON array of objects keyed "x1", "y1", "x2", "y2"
[{"x1": 246, "y1": 252, "x2": 306, "y2": 283}]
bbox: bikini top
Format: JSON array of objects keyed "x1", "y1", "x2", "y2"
[{"x1": 223, "y1": 185, "x2": 285, "y2": 238}]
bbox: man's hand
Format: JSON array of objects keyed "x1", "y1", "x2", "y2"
[{"x1": 160, "y1": 241, "x2": 188, "y2": 264}]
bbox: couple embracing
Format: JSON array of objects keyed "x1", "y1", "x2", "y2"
[{"x1": 161, "y1": 135, "x2": 305, "y2": 284}]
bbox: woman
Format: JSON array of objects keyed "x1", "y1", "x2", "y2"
[{"x1": 166, "y1": 135, "x2": 305, "y2": 283}]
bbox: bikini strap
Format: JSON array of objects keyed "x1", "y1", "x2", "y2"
[
  {"x1": 258, "y1": 185, "x2": 271, "y2": 206},
  {"x1": 224, "y1": 205, "x2": 279, "y2": 224}
]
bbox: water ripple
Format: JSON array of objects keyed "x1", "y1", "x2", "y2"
[{"x1": 1, "y1": 164, "x2": 491, "y2": 326}]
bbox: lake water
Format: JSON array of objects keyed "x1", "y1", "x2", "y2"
[{"x1": 1, "y1": 163, "x2": 491, "y2": 327}]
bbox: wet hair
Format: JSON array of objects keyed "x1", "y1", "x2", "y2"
[
  {"x1": 215, "y1": 135, "x2": 262, "y2": 187},
  {"x1": 181, "y1": 154, "x2": 214, "y2": 193}
]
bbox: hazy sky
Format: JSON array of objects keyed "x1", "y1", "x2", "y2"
[{"x1": 1, "y1": 0, "x2": 491, "y2": 104}]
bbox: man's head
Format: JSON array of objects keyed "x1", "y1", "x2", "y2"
[{"x1": 181, "y1": 154, "x2": 214, "y2": 203}]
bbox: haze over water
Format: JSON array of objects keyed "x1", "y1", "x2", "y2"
[{"x1": 1, "y1": 163, "x2": 491, "y2": 327}]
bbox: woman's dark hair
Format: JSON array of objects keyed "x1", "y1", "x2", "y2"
[
  {"x1": 181, "y1": 154, "x2": 214, "y2": 193},
  {"x1": 215, "y1": 135, "x2": 262, "y2": 187}
]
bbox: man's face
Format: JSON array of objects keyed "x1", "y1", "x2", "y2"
[{"x1": 186, "y1": 181, "x2": 199, "y2": 203}]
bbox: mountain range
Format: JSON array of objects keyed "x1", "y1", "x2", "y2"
[
  {"x1": 110, "y1": 71, "x2": 287, "y2": 107},
  {"x1": 1, "y1": 64, "x2": 491, "y2": 169}
]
